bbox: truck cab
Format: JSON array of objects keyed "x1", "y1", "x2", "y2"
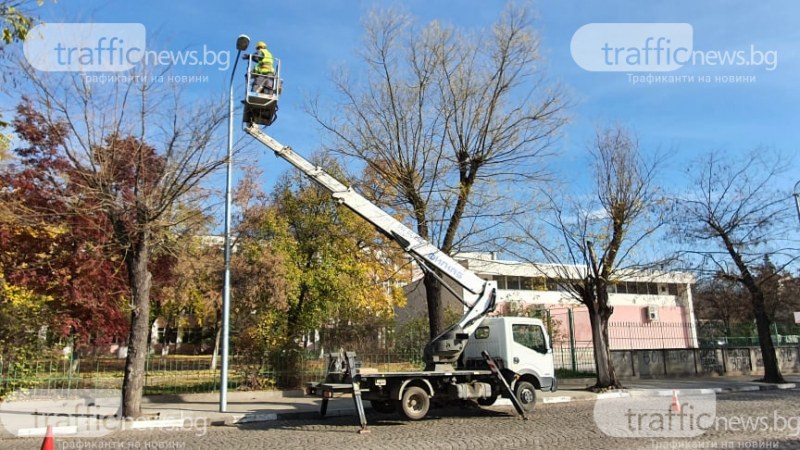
[{"x1": 463, "y1": 317, "x2": 557, "y2": 393}]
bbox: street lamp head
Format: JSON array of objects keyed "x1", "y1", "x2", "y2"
[{"x1": 236, "y1": 34, "x2": 250, "y2": 51}]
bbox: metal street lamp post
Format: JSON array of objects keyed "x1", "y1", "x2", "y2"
[
  {"x1": 793, "y1": 180, "x2": 800, "y2": 226},
  {"x1": 221, "y1": 34, "x2": 250, "y2": 413}
]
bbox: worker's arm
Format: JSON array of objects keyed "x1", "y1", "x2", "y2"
[{"x1": 242, "y1": 50, "x2": 263, "y2": 62}]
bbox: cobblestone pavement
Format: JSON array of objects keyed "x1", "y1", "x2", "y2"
[{"x1": 2, "y1": 389, "x2": 798, "y2": 450}]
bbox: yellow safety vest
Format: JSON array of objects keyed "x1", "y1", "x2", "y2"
[{"x1": 256, "y1": 48, "x2": 274, "y2": 74}]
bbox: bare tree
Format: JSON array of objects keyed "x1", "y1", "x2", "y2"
[
  {"x1": 693, "y1": 276, "x2": 751, "y2": 336},
  {"x1": 308, "y1": 2, "x2": 566, "y2": 338},
  {"x1": 755, "y1": 257, "x2": 800, "y2": 328},
  {"x1": 693, "y1": 257, "x2": 800, "y2": 339},
  {"x1": 508, "y1": 126, "x2": 664, "y2": 390},
  {"x1": 24, "y1": 66, "x2": 228, "y2": 416},
  {"x1": 672, "y1": 150, "x2": 798, "y2": 383}
]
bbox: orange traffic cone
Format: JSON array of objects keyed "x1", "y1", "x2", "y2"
[
  {"x1": 40, "y1": 425, "x2": 54, "y2": 450},
  {"x1": 670, "y1": 390, "x2": 682, "y2": 413}
]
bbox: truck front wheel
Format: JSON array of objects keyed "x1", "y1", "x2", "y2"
[
  {"x1": 514, "y1": 381, "x2": 537, "y2": 412},
  {"x1": 396, "y1": 386, "x2": 430, "y2": 420}
]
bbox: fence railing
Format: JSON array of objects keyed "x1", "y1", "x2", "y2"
[
  {"x1": 607, "y1": 321, "x2": 696, "y2": 349},
  {"x1": 0, "y1": 356, "x2": 227, "y2": 397},
  {"x1": 0, "y1": 351, "x2": 428, "y2": 399}
]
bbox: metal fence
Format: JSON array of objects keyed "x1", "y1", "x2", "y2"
[
  {"x1": 552, "y1": 344, "x2": 596, "y2": 375},
  {"x1": 0, "y1": 356, "x2": 225, "y2": 396},
  {"x1": 0, "y1": 351, "x2": 427, "y2": 398},
  {"x1": 551, "y1": 321, "x2": 800, "y2": 377},
  {"x1": 607, "y1": 322, "x2": 695, "y2": 349}
]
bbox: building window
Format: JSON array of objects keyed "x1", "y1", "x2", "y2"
[
  {"x1": 634, "y1": 282, "x2": 651, "y2": 295},
  {"x1": 507, "y1": 276, "x2": 520, "y2": 290},
  {"x1": 496, "y1": 276, "x2": 506, "y2": 290},
  {"x1": 532, "y1": 277, "x2": 547, "y2": 291},
  {"x1": 521, "y1": 277, "x2": 533, "y2": 290},
  {"x1": 667, "y1": 284, "x2": 678, "y2": 296}
]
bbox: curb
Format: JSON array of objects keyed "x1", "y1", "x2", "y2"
[
  {"x1": 15, "y1": 426, "x2": 78, "y2": 437},
  {"x1": 223, "y1": 407, "x2": 359, "y2": 426},
  {"x1": 127, "y1": 419, "x2": 192, "y2": 431}
]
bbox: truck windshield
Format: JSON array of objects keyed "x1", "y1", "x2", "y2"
[{"x1": 512, "y1": 324, "x2": 548, "y2": 354}]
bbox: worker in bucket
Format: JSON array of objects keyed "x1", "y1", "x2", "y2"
[{"x1": 251, "y1": 41, "x2": 275, "y2": 94}]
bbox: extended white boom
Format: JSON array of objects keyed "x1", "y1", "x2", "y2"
[{"x1": 245, "y1": 125, "x2": 497, "y2": 369}]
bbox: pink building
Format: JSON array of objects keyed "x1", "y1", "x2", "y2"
[{"x1": 402, "y1": 252, "x2": 698, "y2": 350}]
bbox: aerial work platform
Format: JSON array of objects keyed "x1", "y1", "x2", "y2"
[{"x1": 243, "y1": 56, "x2": 282, "y2": 127}]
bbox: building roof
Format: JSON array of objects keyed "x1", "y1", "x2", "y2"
[{"x1": 455, "y1": 252, "x2": 695, "y2": 284}]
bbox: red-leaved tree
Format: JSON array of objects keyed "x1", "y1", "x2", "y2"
[{"x1": 1, "y1": 102, "x2": 129, "y2": 347}]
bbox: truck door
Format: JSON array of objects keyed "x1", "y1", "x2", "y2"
[{"x1": 508, "y1": 322, "x2": 555, "y2": 381}]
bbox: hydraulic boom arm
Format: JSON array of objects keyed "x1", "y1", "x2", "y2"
[{"x1": 245, "y1": 125, "x2": 496, "y2": 369}]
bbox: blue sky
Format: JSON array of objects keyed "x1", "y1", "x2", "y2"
[{"x1": 20, "y1": 0, "x2": 800, "y2": 196}]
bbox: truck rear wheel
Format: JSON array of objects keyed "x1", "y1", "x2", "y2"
[
  {"x1": 514, "y1": 381, "x2": 536, "y2": 412},
  {"x1": 396, "y1": 386, "x2": 430, "y2": 420}
]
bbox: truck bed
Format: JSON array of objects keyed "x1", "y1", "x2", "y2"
[
  {"x1": 357, "y1": 368, "x2": 492, "y2": 378},
  {"x1": 307, "y1": 367, "x2": 494, "y2": 397}
]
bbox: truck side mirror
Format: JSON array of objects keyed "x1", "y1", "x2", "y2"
[{"x1": 536, "y1": 345, "x2": 549, "y2": 354}]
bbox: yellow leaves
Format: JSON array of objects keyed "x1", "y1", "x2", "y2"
[
  {"x1": 252, "y1": 310, "x2": 289, "y2": 350},
  {"x1": 0, "y1": 133, "x2": 10, "y2": 161},
  {"x1": 0, "y1": 276, "x2": 52, "y2": 312},
  {"x1": 10, "y1": 223, "x2": 66, "y2": 241},
  {"x1": 42, "y1": 223, "x2": 68, "y2": 239}
]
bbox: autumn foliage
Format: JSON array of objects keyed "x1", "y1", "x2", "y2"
[{"x1": 0, "y1": 102, "x2": 129, "y2": 348}]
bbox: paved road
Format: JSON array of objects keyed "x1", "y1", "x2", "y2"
[{"x1": 2, "y1": 389, "x2": 798, "y2": 449}]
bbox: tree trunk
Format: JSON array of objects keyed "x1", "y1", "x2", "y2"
[
  {"x1": 286, "y1": 283, "x2": 308, "y2": 346},
  {"x1": 275, "y1": 285, "x2": 308, "y2": 389},
  {"x1": 423, "y1": 272, "x2": 444, "y2": 339},
  {"x1": 587, "y1": 301, "x2": 621, "y2": 390},
  {"x1": 121, "y1": 235, "x2": 152, "y2": 418},
  {"x1": 719, "y1": 228, "x2": 784, "y2": 383},
  {"x1": 751, "y1": 290, "x2": 784, "y2": 383}
]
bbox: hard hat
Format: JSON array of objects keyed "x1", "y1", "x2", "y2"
[{"x1": 256, "y1": 41, "x2": 267, "y2": 49}]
